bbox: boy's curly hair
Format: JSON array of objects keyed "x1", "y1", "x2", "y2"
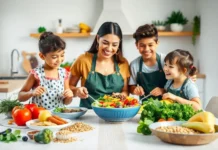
[{"x1": 133, "y1": 24, "x2": 158, "y2": 43}]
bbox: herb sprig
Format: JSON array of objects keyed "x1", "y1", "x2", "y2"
[
  {"x1": 0, "y1": 99, "x2": 22, "y2": 114},
  {"x1": 0, "y1": 129, "x2": 21, "y2": 143}
]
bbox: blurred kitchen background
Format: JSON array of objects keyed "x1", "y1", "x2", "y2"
[{"x1": 0, "y1": 0, "x2": 217, "y2": 108}]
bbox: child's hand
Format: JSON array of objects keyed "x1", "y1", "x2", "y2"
[
  {"x1": 32, "y1": 86, "x2": 46, "y2": 96},
  {"x1": 76, "y1": 87, "x2": 88, "y2": 99},
  {"x1": 63, "y1": 89, "x2": 73, "y2": 99},
  {"x1": 150, "y1": 87, "x2": 165, "y2": 96},
  {"x1": 133, "y1": 85, "x2": 145, "y2": 96},
  {"x1": 162, "y1": 92, "x2": 177, "y2": 101}
]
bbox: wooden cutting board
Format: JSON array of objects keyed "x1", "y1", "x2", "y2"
[
  {"x1": 0, "y1": 81, "x2": 9, "y2": 84},
  {"x1": 22, "y1": 51, "x2": 37, "y2": 73}
]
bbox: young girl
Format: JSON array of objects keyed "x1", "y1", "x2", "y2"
[
  {"x1": 162, "y1": 49, "x2": 201, "y2": 111},
  {"x1": 129, "y1": 24, "x2": 167, "y2": 101},
  {"x1": 18, "y1": 32, "x2": 73, "y2": 109}
]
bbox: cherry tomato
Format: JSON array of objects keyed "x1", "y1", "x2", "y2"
[
  {"x1": 32, "y1": 107, "x2": 45, "y2": 119},
  {"x1": 12, "y1": 107, "x2": 32, "y2": 126}
]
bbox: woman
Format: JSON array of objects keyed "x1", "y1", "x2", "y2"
[{"x1": 69, "y1": 22, "x2": 130, "y2": 109}]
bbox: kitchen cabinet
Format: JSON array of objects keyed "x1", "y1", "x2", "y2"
[
  {"x1": 0, "y1": 88, "x2": 20, "y2": 100},
  {"x1": 0, "y1": 80, "x2": 26, "y2": 100},
  {"x1": 30, "y1": 31, "x2": 197, "y2": 38}
]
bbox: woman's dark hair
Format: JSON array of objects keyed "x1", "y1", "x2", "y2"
[
  {"x1": 87, "y1": 22, "x2": 124, "y2": 63},
  {"x1": 39, "y1": 32, "x2": 66, "y2": 55},
  {"x1": 133, "y1": 24, "x2": 158, "y2": 43},
  {"x1": 164, "y1": 49, "x2": 197, "y2": 76}
]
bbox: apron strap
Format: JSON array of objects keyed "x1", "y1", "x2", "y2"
[
  {"x1": 91, "y1": 53, "x2": 97, "y2": 71},
  {"x1": 156, "y1": 54, "x2": 163, "y2": 71},
  {"x1": 139, "y1": 57, "x2": 143, "y2": 72},
  {"x1": 114, "y1": 57, "x2": 120, "y2": 73},
  {"x1": 167, "y1": 78, "x2": 189, "y2": 94}
]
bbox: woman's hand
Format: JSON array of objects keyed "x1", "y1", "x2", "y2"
[
  {"x1": 63, "y1": 89, "x2": 73, "y2": 99},
  {"x1": 162, "y1": 92, "x2": 177, "y2": 101},
  {"x1": 132, "y1": 85, "x2": 145, "y2": 96},
  {"x1": 76, "y1": 87, "x2": 89, "y2": 99},
  {"x1": 32, "y1": 86, "x2": 46, "y2": 96},
  {"x1": 150, "y1": 87, "x2": 165, "y2": 96}
]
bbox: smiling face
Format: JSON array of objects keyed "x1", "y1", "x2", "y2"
[
  {"x1": 97, "y1": 34, "x2": 120, "y2": 59},
  {"x1": 163, "y1": 59, "x2": 183, "y2": 80},
  {"x1": 136, "y1": 37, "x2": 158, "y2": 60},
  {"x1": 40, "y1": 50, "x2": 65, "y2": 69}
]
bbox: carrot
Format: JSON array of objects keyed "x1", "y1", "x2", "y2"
[
  {"x1": 52, "y1": 115, "x2": 68, "y2": 124},
  {"x1": 158, "y1": 118, "x2": 166, "y2": 122},
  {"x1": 47, "y1": 116, "x2": 65, "y2": 125}
]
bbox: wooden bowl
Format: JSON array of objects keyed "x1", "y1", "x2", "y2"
[{"x1": 149, "y1": 121, "x2": 218, "y2": 145}]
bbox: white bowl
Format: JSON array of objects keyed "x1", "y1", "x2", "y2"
[
  {"x1": 26, "y1": 119, "x2": 72, "y2": 131},
  {"x1": 170, "y1": 23, "x2": 184, "y2": 32}
]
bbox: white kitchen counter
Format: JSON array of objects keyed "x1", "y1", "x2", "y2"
[{"x1": 0, "y1": 111, "x2": 218, "y2": 150}]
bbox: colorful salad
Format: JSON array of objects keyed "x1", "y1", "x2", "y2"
[{"x1": 92, "y1": 94, "x2": 139, "y2": 108}]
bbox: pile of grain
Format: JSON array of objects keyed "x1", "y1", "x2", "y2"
[{"x1": 61, "y1": 122, "x2": 94, "y2": 133}]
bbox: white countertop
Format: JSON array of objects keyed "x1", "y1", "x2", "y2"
[{"x1": 0, "y1": 111, "x2": 218, "y2": 150}]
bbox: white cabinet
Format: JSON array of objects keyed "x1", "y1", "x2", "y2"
[
  {"x1": 196, "y1": 78, "x2": 205, "y2": 108},
  {"x1": 0, "y1": 88, "x2": 20, "y2": 100}
]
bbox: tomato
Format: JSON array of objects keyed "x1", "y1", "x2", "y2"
[
  {"x1": 158, "y1": 118, "x2": 166, "y2": 122},
  {"x1": 24, "y1": 103, "x2": 37, "y2": 113},
  {"x1": 110, "y1": 103, "x2": 116, "y2": 108},
  {"x1": 12, "y1": 107, "x2": 32, "y2": 126},
  {"x1": 12, "y1": 106, "x2": 21, "y2": 116},
  {"x1": 131, "y1": 99, "x2": 138, "y2": 105},
  {"x1": 167, "y1": 118, "x2": 176, "y2": 121},
  {"x1": 32, "y1": 107, "x2": 45, "y2": 119}
]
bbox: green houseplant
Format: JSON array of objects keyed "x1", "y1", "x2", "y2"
[
  {"x1": 152, "y1": 20, "x2": 167, "y2": 31},
  {"x1": 192, "y1": 16, "x2": 200, "y2": 45},
  {"x1": 166, "y1": 11, "x2": 188, "y2": 32}
]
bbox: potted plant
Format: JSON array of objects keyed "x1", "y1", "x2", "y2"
[
  {"x1": 192, "y1": 16, "x2": 200, "y2": 45},
  {"x1": 166, "y1": 11, "x2": 188, "y2": 32},
  {"x1": 152, "y1": 20, "x2": 167, "y2": 31}
]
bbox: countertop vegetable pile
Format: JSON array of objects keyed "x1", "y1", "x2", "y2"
[{"x1": 137, "y1": 98, "x2": 202, "y2": 135}]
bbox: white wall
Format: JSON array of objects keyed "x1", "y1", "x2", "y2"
[
  {"x1": 196, "y1": 0, "x2": 218, "y2": 106},
  {"x1": 0, "y1": 0, "x2": 197, "y2": 75},
  {"x1": 3, "y1": 0, "x2": 213, "y2": 105}
]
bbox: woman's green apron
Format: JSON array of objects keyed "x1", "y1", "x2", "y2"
[
  {"x1": 136, "y1": 54, "x2": 167, "y2": 102},
  {"x1": 80, "y1": 54, "x2": 124, "y2": 109}
]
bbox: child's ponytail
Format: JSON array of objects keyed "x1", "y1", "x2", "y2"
[{"x1": 189, "y1": 65, "x2": 197, "y2": 76}]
